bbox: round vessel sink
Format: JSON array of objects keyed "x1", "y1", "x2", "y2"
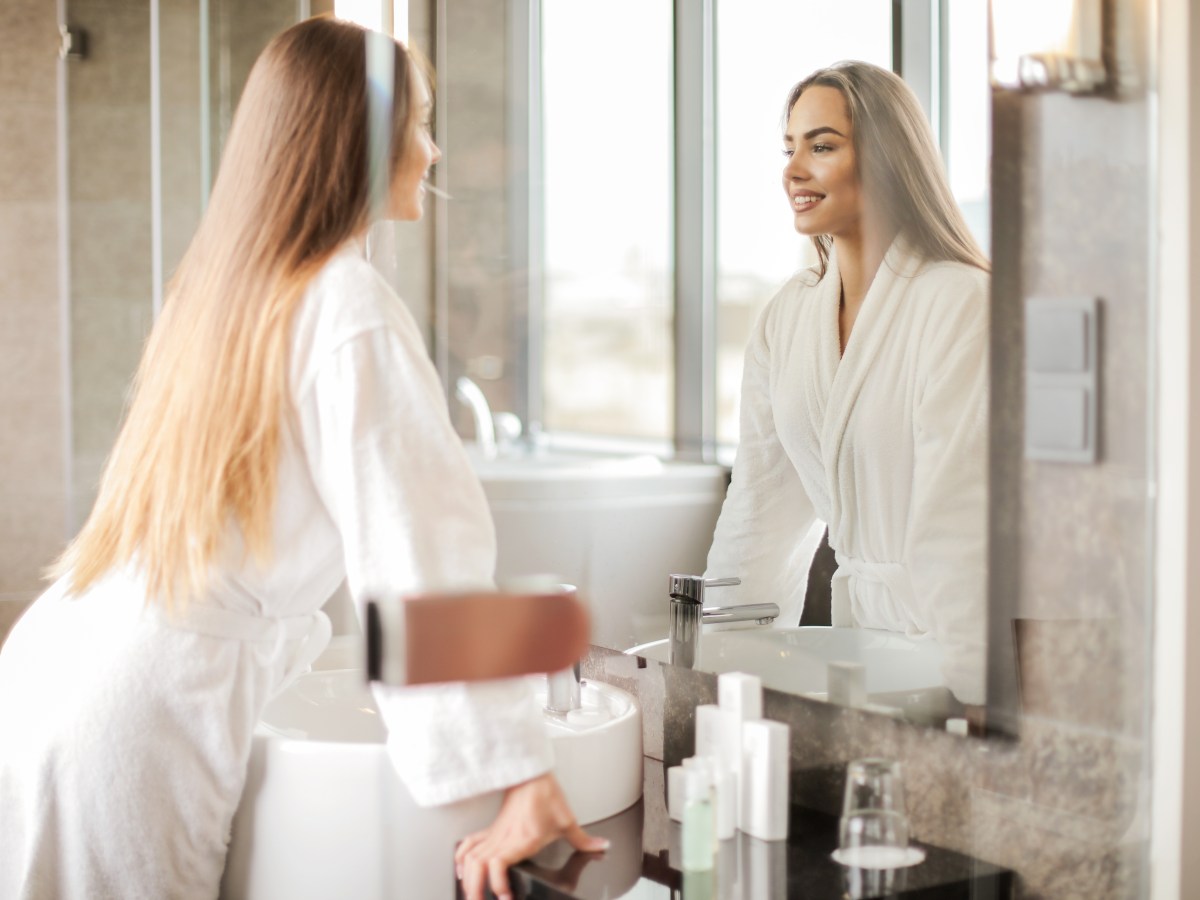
[{"x1": 223, "y1": 642, "x2": 642, "y2": 900}]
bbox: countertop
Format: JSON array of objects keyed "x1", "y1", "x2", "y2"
[{"x1": 458, "y1": 760, "x2": 1013, "y2": 899}]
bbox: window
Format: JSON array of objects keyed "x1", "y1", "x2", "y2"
[{"x1": 539, "y1": 0, "x2": 674, "y2": 441}]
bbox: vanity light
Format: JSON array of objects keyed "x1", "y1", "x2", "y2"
[{"x1": 989, "y1": 0, "x2": 1108, "y2": 94}]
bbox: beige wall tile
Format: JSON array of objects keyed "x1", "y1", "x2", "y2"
[
  {"x1": 0, "y1": 104, "x2": 57, "y2": 203},
  {"x1": 67, "y1": 104, "x2": 152, "y2": 206},
  {"x1": 0, "y1": 202, "x2": 59, "y2": 304},
  {"x1": 0, "y1": 3, "x2": 57, "y2": 105}
]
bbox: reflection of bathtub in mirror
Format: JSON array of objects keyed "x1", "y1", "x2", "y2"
[{"x1": 465, "y1": 444, "x2": 728, "y2": 651}]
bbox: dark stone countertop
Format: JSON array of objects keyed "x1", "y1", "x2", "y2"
[{"x1": 458, "y1": 759, "x2": 1013, "y2": 899}]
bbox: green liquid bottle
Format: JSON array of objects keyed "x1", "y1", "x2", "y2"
[{"x1": 681, "y1": 767, "x2": 715, "y2": 872}]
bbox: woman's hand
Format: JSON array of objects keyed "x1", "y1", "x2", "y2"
[{"x1": 454, "y1": 772, "x2": 609, "y2": 900}]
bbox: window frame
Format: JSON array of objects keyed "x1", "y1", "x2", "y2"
[{"x1": 497, "y1": 0, "x2": 949, "y2": 462}]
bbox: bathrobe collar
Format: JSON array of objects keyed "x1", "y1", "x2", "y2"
[{"x1": 819, "y1": 234, "x2": 924, "y2": 518}]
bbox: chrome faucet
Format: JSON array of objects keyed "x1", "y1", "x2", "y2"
[
  {"x1": 455, "y1": 376, "x2": 497, "y2": 460},
  {"x1": 667, "y1": 574, "x2": 780, "y2": 669},
  {"x1": 545, "y1": 661, "x2": 582, "y2": 714}
]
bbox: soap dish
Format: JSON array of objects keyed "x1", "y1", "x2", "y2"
[{"x1": 831, "y1": 846, "x2": 927, "y2": 869}]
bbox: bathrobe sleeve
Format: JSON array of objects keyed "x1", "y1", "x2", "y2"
[
  {"x1": 705, "y1": 292, "x2": 822, "y2": 626},
  {"x1": 296, "y1": 319, "x2": 554, "y2": 807},
  {"x1": 907, "y1": 270, "x2": 989, "y2": 705}
]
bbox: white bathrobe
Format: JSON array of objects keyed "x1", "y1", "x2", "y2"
[
  {"x1": 0, "y1": 243, "x2": 552, "y2": 899},
  {"x1": 706, "y1": 237, "x2": 988, "y2": 704}
]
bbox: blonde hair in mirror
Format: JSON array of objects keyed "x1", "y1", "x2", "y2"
[
  {"x1": 784, "y1": 60, "x2": 989, "y2": 277},
  {"x1": 55, "y1": 17, "x2": 427, "y2": 608}
]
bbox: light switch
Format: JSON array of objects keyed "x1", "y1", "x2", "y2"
[
  {"x1": 1024, "y1": 297, "x2": 1100, "y2": 463},
  {"x1": 1026, "y1": 387, "x2": 1088, "y2": 452},
  {"x1": 1027, "y1": 307, "x2": 1088, "y2": 373}
]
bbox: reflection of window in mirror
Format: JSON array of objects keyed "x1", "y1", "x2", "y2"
[
  {"x1": 540, "y1": 0, "x2": 674, "y2": 443},
  {"x1": 715, "y1": 0, "x2": 893, "y2": 449},
  {"x1": 714, "y1": 0, "x2": 990, "y2": 451}
]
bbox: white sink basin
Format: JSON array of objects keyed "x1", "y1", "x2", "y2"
[
  {"x1": 222, "y1": 644, "x2": 641, "y2": 900},
  {"x1": 628, "y1": 626, "x2": 946, "y2": 700}
]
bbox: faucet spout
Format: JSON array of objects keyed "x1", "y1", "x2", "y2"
[{"x1": 455, "y1": 376, "x2": 497, "y2": 460}]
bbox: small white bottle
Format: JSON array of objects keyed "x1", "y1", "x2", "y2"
[
  {"x1": 681, "y1": 766, "x2": 716, "y2": 872},
  {"x1": 740, "y1": 719, "x2": 790, "y2": 841}
]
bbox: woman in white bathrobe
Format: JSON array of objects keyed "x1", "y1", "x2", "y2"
[
  {"x1": 0, "y1": 19, "x2": 602, "y2": 900},
  {"x1": 706, "y1": 62, "x2": 990, "y2": 705}
]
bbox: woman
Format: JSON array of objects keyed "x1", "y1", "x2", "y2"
[
  {"x1": 0, "y1": 18, "x2": 601, "y2": 900},
  {"x1": 705, "y1": 61, "x2": 990, "y2": 705}
]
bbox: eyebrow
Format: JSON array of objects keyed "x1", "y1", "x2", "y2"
[
  {"x1": 784, "y1": 125, "x2": 847, "y2": 144},
  {"x1": 804, "y1": 125, "x2": 846, "y2": 141}
]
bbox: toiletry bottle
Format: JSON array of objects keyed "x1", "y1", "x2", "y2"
[
  {"x1": 741, "y1": 719, "x2": 790, "y2": 841},
  {"x1": 681, "y1": 766, "x2": 716, "y2": 872}
]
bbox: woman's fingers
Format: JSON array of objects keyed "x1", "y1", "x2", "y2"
[
  {"x1": 562, "y1": 822, "x2": 609, "y2": 853},
  {"x1": 488, "y1": 855, "x2": 513, "y2": 900},
  {"x1": 454, "y1": 829, "x2": 485, "y2": 874},
  {"x1": 455, "y1": 774, "x2": 610, "y2": 899},
  {"x1": 459, "y1": 853, "x2": 488, "y2": 900}
]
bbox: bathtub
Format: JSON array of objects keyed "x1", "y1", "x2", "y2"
[{"x1": 468, "y1": 446, "x2": 728, "y2": 651}]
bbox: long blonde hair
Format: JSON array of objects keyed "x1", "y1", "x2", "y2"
[
  {"x1": 784, "y1": 61, "x2": 989, "y2": 276},
  {"x1": 56, "y1": 18, "x2": 425, "y2": 606}
]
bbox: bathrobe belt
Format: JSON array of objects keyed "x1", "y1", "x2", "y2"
[
  {"x1": 145, "y1": 602, "x2": 333, "y2": 697},
  {"x1": 830, "y1": 553, "x2": 929, "y2": 639}
]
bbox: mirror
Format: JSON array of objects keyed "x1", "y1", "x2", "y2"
[
  {"x1": 63, "y1": 0, "x2": 991, "y2": 730},
  {"x1": 434, "y1": 0, "x2": 993, "y2": 728}
]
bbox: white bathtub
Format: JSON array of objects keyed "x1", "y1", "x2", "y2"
[{"x1": 468, "y1": 446, "x2": 728, "y2": 651}]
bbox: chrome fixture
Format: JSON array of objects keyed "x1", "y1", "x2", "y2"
[
  {"x1": 455, "y1": 376, "x2": 497, "y2": 460},
  {"x1": 545, "y1": 661, "x2": 583, "y2": 714},
  {"x1": 667, "y1": 574, "x2": 780, "y2": 669}
]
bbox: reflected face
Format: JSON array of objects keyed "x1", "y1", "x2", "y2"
[
  {"x1": 782, "y1": 86, "x2": 863, "y2": 241},
  {"x1": 388, "y1": 73, "x2": 440, "y2": 221}
]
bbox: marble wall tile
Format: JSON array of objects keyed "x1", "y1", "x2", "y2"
[
  {"x1": 0, "y1": 4, "x2": 57, "y2": 103},
  {"x1": 0, "y1": 203, "x2": 59, "y2": 304},
  {"x1": 0, "y1": 0, "x2": 68, "y2": 601},
  {"x1": 0, "y1": 104, "x2": 57, "y2": 203}
]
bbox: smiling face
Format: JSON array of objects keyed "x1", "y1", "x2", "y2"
[
  {"x1": 387, "y1": 69, "x2": 440, "y2": 221},
  {"x1": 781, "y1": 85, "x2": 864, "y2": 241}
]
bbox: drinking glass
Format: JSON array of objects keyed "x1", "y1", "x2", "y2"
[{"x1": 832, "y1": 758, "x2": 925, "y2": 869}]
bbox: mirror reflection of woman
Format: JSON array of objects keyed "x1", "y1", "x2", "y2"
[
  {"x1": 0, "y1": 18, "x2": 603, "y2": 900},
  {"x1": 706, "y1": 61, "x2": 989, "y2": 704}
]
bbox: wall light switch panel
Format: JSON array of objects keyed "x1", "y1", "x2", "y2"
[{"x1": 1024, "y1": 297, "x2": 1100, "y2": 463}]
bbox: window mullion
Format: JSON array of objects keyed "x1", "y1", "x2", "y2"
[{"x1": 674, "y1": 0, "x2": 718, "y2": 461}]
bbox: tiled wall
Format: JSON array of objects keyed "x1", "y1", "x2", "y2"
[
  {"x1": 66, "y1": 0, "x2": 156, "y2": 531},
  {"x1": 0, "y1": 0, "x2": 67, "y2": 641},
  {"x1": 0, "y1": 0, "x2": 307, "y2": 648}
]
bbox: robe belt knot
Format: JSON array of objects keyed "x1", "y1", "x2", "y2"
[{"x1": 830, "y1": 553, "x2": 923, "y2": 636}]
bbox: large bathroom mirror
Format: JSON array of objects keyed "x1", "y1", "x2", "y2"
[
  {"x1": 63, "y1": 0, "x2": 992, "y2": 731},
  {"x1": 431, "y1": 0, "x2": 994, "y2": 729}
]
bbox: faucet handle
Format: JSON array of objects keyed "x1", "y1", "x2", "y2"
[
  {"x1": 704, "y1": 576, "x2": 740, "y2": 588},
  {"x1": 668, "y1": 574, "x2": 740, "y2": 604}
]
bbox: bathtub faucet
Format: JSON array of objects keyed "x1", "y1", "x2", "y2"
[
  {"x1": 455, "y1": 376, "x2": 523, "y2": 460},
  {"x1": 667, "y1": 574, "x2": 780, "y2": 669},
  {"x1": 455, "y1": 376, "x2": 497, "y2": 460}
]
